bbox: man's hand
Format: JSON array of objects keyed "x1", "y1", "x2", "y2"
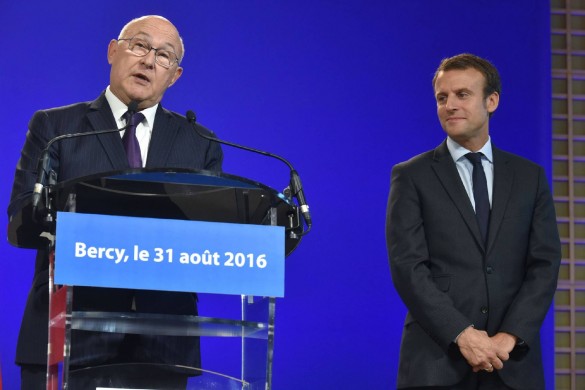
[
  {"x1": 491, "y1": 332, "x2": 517, "y2": 362},
  {"x1": 456, "y1": 327, "x2": 503, "y2": 372}
]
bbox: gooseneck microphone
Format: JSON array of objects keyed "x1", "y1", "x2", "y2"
[
  {"x1": 186, "y1": 110, "x2": 312, "y2": 234},
  {"x1": 31, "y1": 101, "x2": 140, "y2": 212}
]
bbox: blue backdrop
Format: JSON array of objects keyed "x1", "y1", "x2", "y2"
[{"x1": 0, "y1": 1, "x2": 553, "y2": 388}]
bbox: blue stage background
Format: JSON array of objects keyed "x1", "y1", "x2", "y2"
[{"x1": 0, "y1": 1, "x2": 553, "y2": 388}]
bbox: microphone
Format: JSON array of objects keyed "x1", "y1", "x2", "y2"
[
  {"x1": 31, "y1": 101, "x2": 140, "y2": 212},
  {"x1": 126, "y1": 100, "x2": 139, "y2": 117},
  {"x1": 185, "y1": 110, "x2": 312, "y2": 233}
]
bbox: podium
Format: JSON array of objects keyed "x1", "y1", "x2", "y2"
[{"x1": 8, "y1": 168, "x2": 303, "y2": 390}]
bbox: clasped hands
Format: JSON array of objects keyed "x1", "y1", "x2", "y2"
[{"x1": 456, "y1": 327, "x2": 517, "y2": 373}]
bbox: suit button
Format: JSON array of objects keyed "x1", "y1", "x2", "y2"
[
  {"x1": 481, "y1": 306, "x2": 488, "y2": 314},
  {"x1": 486, "y1": 266, "x2": 493, "y2": 274}
]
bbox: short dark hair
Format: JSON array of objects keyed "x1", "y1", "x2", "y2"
[{"x1": 432, "y1": 53, "x2": 501, "y2": 99}]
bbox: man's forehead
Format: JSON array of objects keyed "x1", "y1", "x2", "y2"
[
  {"x1": 125, "y1": 20, "x2": 179, "y2": 47},
  {"x1": 435, "y1": 69, "x2": 485, "y2": 89},
  {"x1": 439, "y1": 68, "x2": 484, "y2": 81}
]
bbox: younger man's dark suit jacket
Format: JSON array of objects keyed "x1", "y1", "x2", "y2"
[
  {"x1": 386, "y1": 140, "x2": 560, "y2": 390},
  {"x1": 8, "y1": 92, "x2": 223, "y2": 368}
]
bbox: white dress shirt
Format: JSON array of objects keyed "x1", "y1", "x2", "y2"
[
  {"x1": 446, "y1": 136, "x2": 494, "y2": 209},
  {"x1": 104, "y1": 86, "x2": 157, "y2": 166}
]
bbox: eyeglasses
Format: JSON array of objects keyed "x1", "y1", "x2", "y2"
[{"x1": 117, "y1": 37, "x2": 179, "y2": 69}]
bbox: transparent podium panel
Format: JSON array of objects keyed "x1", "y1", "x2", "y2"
[
  {"x1": 48, "y1": 286, "x2": 276, "y2": 390},
  {"x1": 242, "y1": 296, "x2": 275, "y2": 390},
  {"x1": 27, "y1": 170, "x2": 294, "y2": 390},
  {"x1": 68, "y1": 364, "x2": 250, "y2": 389}
]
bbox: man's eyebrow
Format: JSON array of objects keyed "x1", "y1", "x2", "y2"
[
  {"x1": 436, "y1": 88, "x2": 473, "y2": 96},
  {"x1": 132, "y1": 31, "x2": 177, "y2": 52}
]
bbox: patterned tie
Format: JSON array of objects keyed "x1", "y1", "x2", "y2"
[
  {"x1": 465, "y1": 152, "x2": 490, "y2": 244},
  {"x1": 122, "y1": 111, "x2": 145, "y2": 168}
]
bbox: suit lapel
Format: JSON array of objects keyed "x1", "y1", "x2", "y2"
[
  {"x1": 86, "y1": 93, "x2": 129, "y2": 169},
  {"x1": 85, "y1": 98, "x2": 182, "y2": 169},
  {"x1": 486, "y1": 147, "x2": 513, "y2": 253},
  {"x1": 431, "y1": 141, "x2": 486, "y2": 250},
  {"x1": 145, "y1": 106, "x2": 180, "y2": 167}
]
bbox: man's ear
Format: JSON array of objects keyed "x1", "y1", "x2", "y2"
[
  {"x1": 168, "y1": 66, "x2": 183, "y2": 87},
  {"x1": 486, "y1": 92, "x2": 499, "y2": 114},
  {"x1": 107, "y1": 39, "x2": 118, "y2": 65}
]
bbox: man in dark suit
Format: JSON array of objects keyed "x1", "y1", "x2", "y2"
[
  {"x1": 8, "y1": 15, "x2": 222, "y2": 389},
  {"x1": 386, "y1": 53, "x2": 561, "y2": 389}
]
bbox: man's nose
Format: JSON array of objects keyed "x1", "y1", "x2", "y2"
[
  {"x1": 445, "y1": 96, "x2": 458, "y2": 111},
  {"x1": 141, "y1": 49, "x2": 156, "y2": 68}
]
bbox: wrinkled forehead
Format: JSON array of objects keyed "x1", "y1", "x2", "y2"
[{"x1": 122, "y1": 18, "x2": 181, "y2": 52}]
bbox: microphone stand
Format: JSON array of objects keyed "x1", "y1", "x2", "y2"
[
  {"x1": 186, "y1": 110, "x2": 312, "y2": 236},
  {"x1": 32, "y1": 101, "x2": 139, "y2": 222}
]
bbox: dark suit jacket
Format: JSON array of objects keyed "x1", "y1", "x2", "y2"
[
  {"x1": 386, "y1": 140, "x2": 560, "y2": 390},
  {"x1": 8, "y1": 92, "x2": 223, "y2": 366}
]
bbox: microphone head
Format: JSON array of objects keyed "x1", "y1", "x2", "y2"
[
  {"x1": 186, "y1": 110, "x2": 197, "y2": 123},
  {"x1": 127, "y1": 100, "x2": 139, "y2": 114}
]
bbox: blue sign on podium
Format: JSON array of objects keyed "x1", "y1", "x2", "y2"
[{"x1": 54, "y1": 212, "x2": 285, "y2": 297}]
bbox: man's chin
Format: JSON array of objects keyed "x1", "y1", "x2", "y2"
[
  {"x1": 126, "y1": 94, "x2": 153, "y2": 108},
  {"x1": 123, "y1": 85, "x2": 152, "y2": 102}
]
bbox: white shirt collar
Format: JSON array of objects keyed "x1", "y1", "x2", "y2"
[
  {"x1": 104, "y1": 86, "x2": 158, "y2": 128},
  {"x1": 446, "y1": 136, "x2": 493, "y2": 163}
]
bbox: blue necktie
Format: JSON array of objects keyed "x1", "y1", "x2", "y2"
[
  {"x1": 465, "y1": 152, "x2": 490, "y2": 244},
  {"x1": 122, "y1": 111, "x2": 145, "y2": 168}
]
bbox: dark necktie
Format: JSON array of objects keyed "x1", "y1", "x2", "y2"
[
  {"x1": 465, "y1": 152, "x2": 490, "y2": 244},
  {"x1": 122, "y1": 111, "x2": 145, "y2": 168}
]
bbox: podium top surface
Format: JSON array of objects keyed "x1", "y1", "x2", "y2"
[{"x1": 8, "y1": 168, "x2": 301, "y2": 255}]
